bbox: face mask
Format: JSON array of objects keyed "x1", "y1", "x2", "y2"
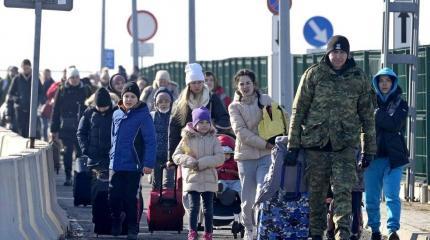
[{"x1": 158, "y1": 108, "x2": 170, "y2": 114}]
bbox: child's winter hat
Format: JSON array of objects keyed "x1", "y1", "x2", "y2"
[
  {"x1": 326, "y1": 35, "x2": 350, "y2": 55},
  {"x1": 192, "y1": 107, "x2": 211, "y2": 127},
  {"x1": 154, "y1": 87, "x2": 173, "y2": 103},
  {"x1": 217, "y1": 134, "x2": 235, "y2": 154},
  {"x1": 66, "y1": 67, "x2": 79, "y2": 79},
  {"x1": 185, "y1": 63, "x2": 205, "y2": 85},
  {"x1": 121, "y1": 81, "x2": 141, "y2": 98},
  {"x1": 94, "y1": 87, "x2": 112, "y2": 107}
]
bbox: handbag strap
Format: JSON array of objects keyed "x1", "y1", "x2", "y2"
[{"x1": 279, "y1": 160, "x2": 302, "y2": 198}]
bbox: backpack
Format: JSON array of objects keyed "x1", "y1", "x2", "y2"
[{"x1": 257, "y1": 101, "x2": 288, "y2": 145}]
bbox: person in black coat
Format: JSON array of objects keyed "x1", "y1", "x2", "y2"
[
  {"x1": 77, "y1": 87, "x2": 114, "y2": 170},
  {"x1": 363, "y1": 67, "x2": 409, "y2": 240},
  {"x1": 6, "y1": 59, "x2": 43, "y2": 137},
  {"x1": 50, "y1": 67, "x2": 92, "y2": 186}
]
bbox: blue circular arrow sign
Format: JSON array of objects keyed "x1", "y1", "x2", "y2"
[{"x1": 303, "y1": 16, "x2": 333, "y2": 48}]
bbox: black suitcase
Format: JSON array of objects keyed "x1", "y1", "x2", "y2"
[
  {"x1": 92, "y1": 171, "x2": 144, "y2": 236},
  {"x1": 73, "y1": 156, "x2": 92, "y2": 206}
]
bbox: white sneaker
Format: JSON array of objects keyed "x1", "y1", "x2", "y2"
[{"x1": 243, "y1": 228, "x2": 254, "y2": 240}]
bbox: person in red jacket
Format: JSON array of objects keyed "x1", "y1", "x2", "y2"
[{"x1": 216, "y1": 134, "x2": 241, "y2": 194}]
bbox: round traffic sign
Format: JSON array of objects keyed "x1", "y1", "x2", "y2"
[
  {"x1": 267, "y1": 0, "x2": 292, "y2": 15},
  {"x1": 127, "y1": 10, "x2": 158, "y2": 42},
  {"x1": 303, "y1": 16, "x2": 333, "y2": 48}
]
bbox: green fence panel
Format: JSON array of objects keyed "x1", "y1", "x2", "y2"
[{"x1": 142, "y1": 46, "x2": 429, "y2": 182}]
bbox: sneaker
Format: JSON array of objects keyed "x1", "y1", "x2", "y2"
[
  {"x1": 127, "y1": 233, "x2": 138, "y2": 240},
  {"x1": 388, "y1": 231, "x2": 400, "y2": 240},
  {"x1": 111, "y1": 212, "x2": 126, "y2": 236},
  {"x1": 188, "y1": 230, "x2": 198, "y2": 240},
  {"x1": 371, "y1": 232, "x2": 382, "y2": 240},
  {"x1": 63, "y1": 178, "x2": 72, "y2": 186},
  {"x1": 243, "y1": 228, "x2": 254, "y2": 240},
  {"x1": 350, "y1": 234, "x2": 359, "y2": 240},
  {"x1": 203, "y1": 232, "x2": 213, "y2": 240}
]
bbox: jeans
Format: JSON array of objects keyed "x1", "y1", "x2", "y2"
[
  {"x1": 364, "y1": 157, "x2": 403, "y2": 234},
  {"x1": 40, "y1": 116, "x2": 49, "y2": 141},
  {"x1": 237, "y1": 154, "x2": 271, "y2": 230},
  {"x1": 188, "y1": 191, "x2": 214, "y2": 233}
]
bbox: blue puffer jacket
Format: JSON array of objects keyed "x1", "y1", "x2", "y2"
[
  {"x1": 110, "y1": 101, "x2": 156, "y2": 171},
  {"x1": 372, "y1": 67, "x2": 409, "y2": 169}
]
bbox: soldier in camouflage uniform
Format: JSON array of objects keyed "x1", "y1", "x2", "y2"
[{"x1": 285, "y1": 35, "x2": 376, "y2": 240}]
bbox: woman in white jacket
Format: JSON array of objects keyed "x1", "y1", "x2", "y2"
[{"x1": 228, "y1": 69, "x2": 274, "y2": 240}]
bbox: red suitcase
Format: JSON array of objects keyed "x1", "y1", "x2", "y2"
[{"x1": 147, "y1": 166, "x2": 185, "y2": 233}]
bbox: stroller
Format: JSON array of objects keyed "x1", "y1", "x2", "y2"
[{"x1": 197, "y1": 134, "x2": 244, "y2": 239}]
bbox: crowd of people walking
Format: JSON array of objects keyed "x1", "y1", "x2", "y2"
[{"x1": 0, "y1": 35, "x2": 409, "y2": 240}]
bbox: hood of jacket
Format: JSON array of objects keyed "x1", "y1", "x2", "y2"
[
  {"x1": 181, "y1": 122, "x2": 217, "y2": 139},
  {"x1": 108, "y1": 73, "x2": 124, "y2": 97},
  {"x1": 153, "y1": 86, "x2": 174, "y2": 111},
  {"x1": 372, "y1": 67, "x2": 399, "y2": 103}
]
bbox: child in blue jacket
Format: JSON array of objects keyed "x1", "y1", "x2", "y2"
[
  {"x1": 109, "y1": 82, "x2": 156, "y2": 239},
  {"x1": 364, "y1": 67, "x2": 409, "y2": 240}
]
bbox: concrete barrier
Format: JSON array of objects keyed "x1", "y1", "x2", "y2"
[{"x1": 0, "y1": 127, "x2": 68, "y2": 239}]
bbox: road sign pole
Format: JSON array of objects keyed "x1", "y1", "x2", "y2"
[
  {"x1": 279, "y1": 0, "x2": 293, "y2": 114},
  {"x1": 101, "y1": 0, "x2": 106, "y2": 69},
  {"x1": 132, "y1": 0, "x2": 139, "y2": 69},
  {"x1": 29, "y1": 0, "x2": 42, "y2": 148},
  {"x1": 188, "y1": 0, "x2": 196, "y2": 63}
]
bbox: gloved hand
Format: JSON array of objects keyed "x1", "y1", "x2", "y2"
[
  {"x1": 358, "y1": 153, "x2": 374, "y2": 169},
  {"x1": 285, "y1": 148, "x2": 299, "y2": 166},
  {"x1": 166, "y1": 160, "x2": 176, "y2": 169}
]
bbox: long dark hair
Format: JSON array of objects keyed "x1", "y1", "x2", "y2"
[
  {"x1": 233, "y1": 69, "x2": 263, "y2": 108},
  {"x1": 204, "y1": 71, "x2": 219, "y2": 89}
]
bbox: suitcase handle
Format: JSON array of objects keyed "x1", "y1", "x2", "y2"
[
  {"x1": 159, "y1": 165, "x2": 179, "y2": 201},
  {"x1": 279, "y1": 160, "x2": 302, "y2": 200}
]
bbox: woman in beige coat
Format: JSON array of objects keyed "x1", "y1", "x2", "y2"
[
  {"x1": 228, "y1": 69, "x2": 274, "y2": 240},
  {"x1": 172, "y1": 107, "x2": 224, "y2": 240}
]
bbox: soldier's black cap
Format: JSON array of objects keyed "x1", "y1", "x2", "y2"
[{"x1": 326, "y1": 35, "x2": 350, "y2": 55}]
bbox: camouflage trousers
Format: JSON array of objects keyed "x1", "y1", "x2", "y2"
[{"x1": 305, "y1": 147, "x2": 357, "y2": 240}]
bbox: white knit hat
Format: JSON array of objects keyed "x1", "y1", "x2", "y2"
[
  {"x1": 184, "y1": 63, "x2": 204, "y2": 85},
  {"x1": 66, "y1": 67, "x2": 79, "y2": 79}
]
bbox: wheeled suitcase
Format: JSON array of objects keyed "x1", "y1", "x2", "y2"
[
  {"x1": 73, "y1": 156, "x2": 92, "y2": 207},
  {"x1": 92, "y1": 170, "x2": 144, "y2": 236},
  {"x1": 255, "y1": 137, "x2": 309, "y2": 240},
  {"x1": 147, "y1": 166, "x2": 185, "y2": 233}
]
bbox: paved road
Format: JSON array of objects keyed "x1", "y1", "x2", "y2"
[
  {"x1": 56, "y1": 168, "x2": 371, "y2": 240},
  {"x1": 57, "y1": 172, "x2": 240, "y2": 240}
]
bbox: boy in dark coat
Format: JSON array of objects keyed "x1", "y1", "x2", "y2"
[{"x1": 77, "y1": 87, "x2": 114, "y2": 170}]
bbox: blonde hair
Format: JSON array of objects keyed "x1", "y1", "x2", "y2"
[
  {"x1": 152, "y1": 70, "x2": 171, "y2": 89},
  {"x1": 172, "y1": 86, "x2": 191, "y2": 126}
]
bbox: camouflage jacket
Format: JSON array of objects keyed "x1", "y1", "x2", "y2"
[{"x1": 287, "y1": 57, "x2": 376, "y2": 154}]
